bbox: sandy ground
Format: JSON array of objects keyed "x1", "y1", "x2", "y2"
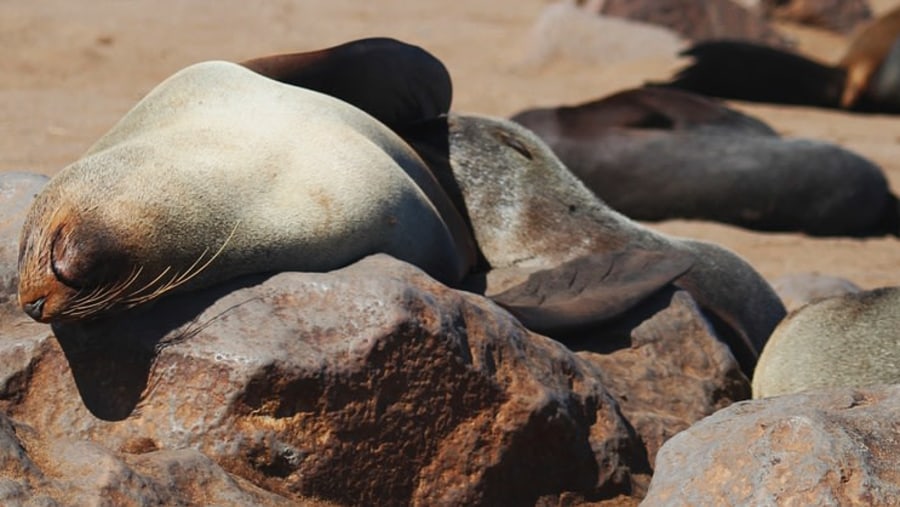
[{"x1": 2, "y1": 0, "x2": 899, "y2": 291}]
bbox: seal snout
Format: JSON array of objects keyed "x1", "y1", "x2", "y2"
[{"x1": 22, "y1": 297, "x2": 47, "y2": 322}]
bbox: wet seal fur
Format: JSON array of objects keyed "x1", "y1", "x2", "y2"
[
  {"x1": 17, "y1": 38, "x2": 785, "y2": 375},
  {"x1": 753, "y1": 287, "x2": 900, "y2": 398},
  {"x1": 656, "y1": 5, "x2": 900, "y2": 113},
  {"x1": 511, "y1": 86, "x2": 899, "y2": 236}
]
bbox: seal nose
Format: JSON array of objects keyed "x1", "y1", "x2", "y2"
[{"x1": 23, "y1": 297, "x2": 46, "y2": 321}]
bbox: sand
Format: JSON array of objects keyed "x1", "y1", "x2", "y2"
[{"x1": 2, "y1": 0, "x2": 899, "y2": 289}]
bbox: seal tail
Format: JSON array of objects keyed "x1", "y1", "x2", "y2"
[{"x1": 653, "y1": 40, "x2": 847, "y2": 109}]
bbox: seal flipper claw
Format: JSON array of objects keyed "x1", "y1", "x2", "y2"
[
  {"x1": 490, "y1": 249, "x2": 695, "y2": 335},
  {"x1": 241, "y1": 37, "x2": 452, "y2": 128}
]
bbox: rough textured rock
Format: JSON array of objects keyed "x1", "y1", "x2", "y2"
[
  {"x1": 770, "y1": 272, "x2": 861, "y2": 311},
  {"x1": 597, "y1": 0, "x2": 792, "y2": 47},
  {"x1": 580, "y1": 290, "x2": 750, "y2": 468},
  {"x1": 643, "y1": 385, "x2": 900, "y2": 506},
  {"x1": 0, "y1": 411, "x2": 302, "y2": 506},
  {"x1": 761, "y1": 0, "x2": 873, "y2": 33},
  {"x1": 1, "y1": 255, "x2": 651, "y2": 506}
]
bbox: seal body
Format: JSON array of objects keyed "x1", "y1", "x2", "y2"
[
  {"x1": 753, "y1": 287, "x2": 900, "y2": 398},
  {"x1": 658, "y1": 5, "x2": 900, "y2": 113},
  {"x1": 838, "y1": 6, "x2": 900, "y2": 109},
  {"x1": 17, "y1": 61, "x2": 470, "y2": 322},
  {"x1": 511, "y1": 87, "x2": 897, "y2": 236}
]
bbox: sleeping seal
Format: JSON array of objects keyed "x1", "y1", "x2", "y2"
[{"x1": 511, "y1": 86, "x2": 898, "y2": 236}]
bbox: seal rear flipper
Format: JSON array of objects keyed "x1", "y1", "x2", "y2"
[
  {"x1": 489, "y1": 249, "x2": 695, "y2": 335},
  {"x1": 652, "y1": 40, "x2": 846, "y2": 109},
  {"x1": 241, "y1": 37, "x2": 452, "y2": 129}
]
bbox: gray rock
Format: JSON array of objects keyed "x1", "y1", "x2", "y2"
[
  {"x1": 771, "y1": 272, "x2": 861, "y2": 311},
  {"x1": 599, "y1": 0, "x2": 791, "y2": 47},
  {"x1": 643, "y1": 385, "x2": 900, "y2": 506},
  {"x1": 0, "y1": 172, "x2": 48, "y2": 315}
]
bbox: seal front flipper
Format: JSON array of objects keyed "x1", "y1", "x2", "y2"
[
  {"x1": 241, "y1": 37, "x2": 452, "y2": 128},
  {"x1": 489, "y1": 249, "x2": 695, "y2": 335}
]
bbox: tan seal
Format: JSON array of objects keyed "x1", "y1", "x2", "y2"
[
  {"x1": 838, "y1": 5, "x2": 900, "y2": 109},
  {"x1": 17, "y1": 53, "x2": 474, "y2": 322},
  {"x1": 753, "y1": 287, "x2": 900, "y2": 398}
]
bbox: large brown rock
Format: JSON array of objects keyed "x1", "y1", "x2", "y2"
[
  {"x1": 598, "y1": 0, "x2": 792, "y2": 47},
  {"x1": 582, "y1": 290, "x2": 750, "y2": 468},
  {"x1": 0, "y1": 411, "x2": 301, "y2": 506},
  {"x1": 643, "y1": 385, "x2": 900, "y2": 505},
  {"x1": 1, "y1": 255, "x2": 649, "y2": 505}
]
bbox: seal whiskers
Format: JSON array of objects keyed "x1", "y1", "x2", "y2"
[{"x1": 121, "y1": 222, "x2": 240, "y2": 307}]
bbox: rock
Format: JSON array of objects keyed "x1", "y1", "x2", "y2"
[
  {"x1": 0, "y1": 411, "x2": 300, "y2": 506},
  {"x1": 643, "y1": 385, "x2": 900, "y2": 505},
  {"x1": 597, "y1": 0, "x2": 792, "y2": 47},
  {"x1": 770, "y1": 272, "x2": 861, "y2": 311},
  {"x1": 523, "y1": 2, "x2": 685, "y2": 68},
  {"x1": 581, "y1": 290, "x2": 750, "y2": 468},
  {"x1": 0, "y1": 172, "x2": 48, "y2": 315},
  {"x1": 761, "y1": 0, "x2": 873, "y2": 33},
  {"x1": 0, "y1": 255, "x2": 649, "y2": 505}
]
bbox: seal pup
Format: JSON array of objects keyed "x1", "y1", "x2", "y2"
[
  {"x1": 511, "y1": 87, "x2": 898, "y2": 236},
  {"x1": 17, "y1": 39, "x2": 785, "y2": 374},
  {"x1": 752, "y1": 287, "x2": 900, "y2": 398},
  {"x1": 656, "y1": 5, "x2": 900, "y2": 113}
]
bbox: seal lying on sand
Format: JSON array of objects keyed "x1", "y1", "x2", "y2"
[
  {"x1": 753, "y1": 287, "x2": 900, "y2": 398},
  {"x1": 511, "y1": 86, "x2": 898, "y2": 236},
  {"x1": 17, "y1": 38, "x2": 785, "y2": 374},
  {"x1": 656, "y1": 5, "x2": 900, "y2": 113}
]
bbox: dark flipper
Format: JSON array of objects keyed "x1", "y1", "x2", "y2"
[
  {"x1": 490, "y1": 249, "x2": 695, "y2": 335},
  {"x1": 242, "y1": 37, "x2": 452, "y2": 128},
  {"x1": 510, "y1": 86, "x2": 778, "y2": 142},
  {"x1": 653, "y1": 40, "x2": 846, "y2": 109}
]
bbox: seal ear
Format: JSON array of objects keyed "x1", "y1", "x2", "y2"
[
  {"x1": 490, "y1": 249, "x2": 695, "y2": 335},
  {"x1": 241, "y1": 37, "x2": 452, "y2": 129}
]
